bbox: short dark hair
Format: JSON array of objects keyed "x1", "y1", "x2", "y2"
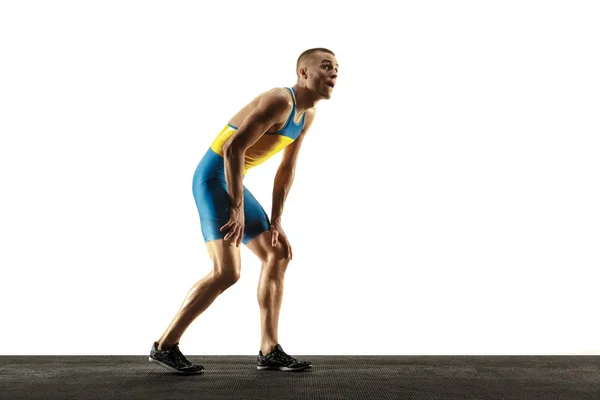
[{"x1": 296, "y1": 48, "x2": 335, "y2": 75}]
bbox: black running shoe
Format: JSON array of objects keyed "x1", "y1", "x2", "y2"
[
  {"x1": 149, "y1": 342, "x2": 205, "y2": 374},
  {"x1": 257, "y1": 344, "x2": 312, "y2": 371}
]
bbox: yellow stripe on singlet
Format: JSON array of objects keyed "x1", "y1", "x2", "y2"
[
  {"x1": 209, "y1": 125, "x2": 236, "y2": 157},
  {"x1": 210, "y1": 125, "x2": 295, "y2": 174}
]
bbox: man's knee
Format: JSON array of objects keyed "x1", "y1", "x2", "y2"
[
  {"x1": 206, "y1": 239, "x2": 242, "y2": 289},
  {"x1": 246, "y1": 231, "x2": 291, "y2": 266},
  {"x1": 266, "y1": 243, "x2": 291, "y2": 268},
  {"x1": 213, "y1": 268, "x2": 240, "y2": 289}
]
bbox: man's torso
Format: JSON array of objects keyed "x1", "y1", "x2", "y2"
[{"x1": 209, "y1": 87, "x2": 308, "y2": 173}]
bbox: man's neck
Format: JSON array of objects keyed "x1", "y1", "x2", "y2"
[{"x1": 292, "y1": 84, "x2": 320, "y2": 113}]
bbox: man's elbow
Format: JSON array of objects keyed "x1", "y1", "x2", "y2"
[{"x1": 223, "y1": 141, "x2": 244, "y2": 158}]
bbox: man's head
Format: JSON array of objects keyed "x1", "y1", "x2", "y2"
[{"x1": 296, "y1": 48, "x2": 338, "y2": 99}]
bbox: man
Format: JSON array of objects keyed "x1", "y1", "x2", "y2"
[{"x1": 149, "y1": 48, "x2": 338, "y2": 374}]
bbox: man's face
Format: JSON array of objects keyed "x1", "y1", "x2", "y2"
[{"x1": 302, "y1": 52, "x2": 338, "y2": 99}]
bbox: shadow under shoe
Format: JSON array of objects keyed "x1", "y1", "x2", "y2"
[
  {"x1": 149, "y1": 342, "x2": 205, "y2": 375},
  {"x1": 257, "y1": 344, "x2": 312, "y2": 372}
]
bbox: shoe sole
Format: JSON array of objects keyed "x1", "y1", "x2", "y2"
[
  {"x1": 149, "y1": 357, "x2": 205, "y2": 375},
  {"x1": 256, "y1": 365, "x2": 312, "y2": 371}
]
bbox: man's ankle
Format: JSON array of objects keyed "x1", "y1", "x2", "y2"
[
  {"x1": 157, "y1": 341, "x2": 175, "y2": 351},
  {"x1": 261, "y1": 344, "x2": 276, "y2": 355}
]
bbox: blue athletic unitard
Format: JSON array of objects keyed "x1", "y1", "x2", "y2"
[{"x1": 192, "y1": 87, "x2": 305, "y2": 244}]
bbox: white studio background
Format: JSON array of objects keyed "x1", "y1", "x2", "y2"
[{"x1": 1, "y1": 1, "x2": 599, "y2": 356}]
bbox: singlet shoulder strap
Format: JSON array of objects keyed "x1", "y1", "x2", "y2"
[{"x1": 286, "y1": 87, "x2": 297, "y2": 106}]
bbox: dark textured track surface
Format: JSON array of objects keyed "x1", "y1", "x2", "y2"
[{"x1": 1, "y1": 355, "x2": 598, "y2": 399}]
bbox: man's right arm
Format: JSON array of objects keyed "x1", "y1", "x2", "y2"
[{"x1": 222, "y1": 90, "x2": 292, "y2": 210}]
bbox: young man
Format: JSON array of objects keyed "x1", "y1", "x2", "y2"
[{"x1": 149, "y1": 48, "x2": 338, "y2": 374}]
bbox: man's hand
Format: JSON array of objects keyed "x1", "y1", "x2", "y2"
[
  {"x1": 270, "y1": 220, "x2": 292, "y2": 260},
  {"x1": 220, "y1": 206, "x2": 245, "y2": 247}
]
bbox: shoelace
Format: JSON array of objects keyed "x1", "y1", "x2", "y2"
[{"x1": 273, "y1": 349, "x2": 296, "y2": 364}]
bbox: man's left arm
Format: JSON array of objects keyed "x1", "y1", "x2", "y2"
[{"x1": 270, "y1": 109, "x2": 316, "y2": 255}]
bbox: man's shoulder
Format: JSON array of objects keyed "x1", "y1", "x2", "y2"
[
  {"x1": 252, "y1": 87, "x2": 294, "y2": 118},
  {"x1": 260, "y1": 87, "x2": 294, "y2": 106}
]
